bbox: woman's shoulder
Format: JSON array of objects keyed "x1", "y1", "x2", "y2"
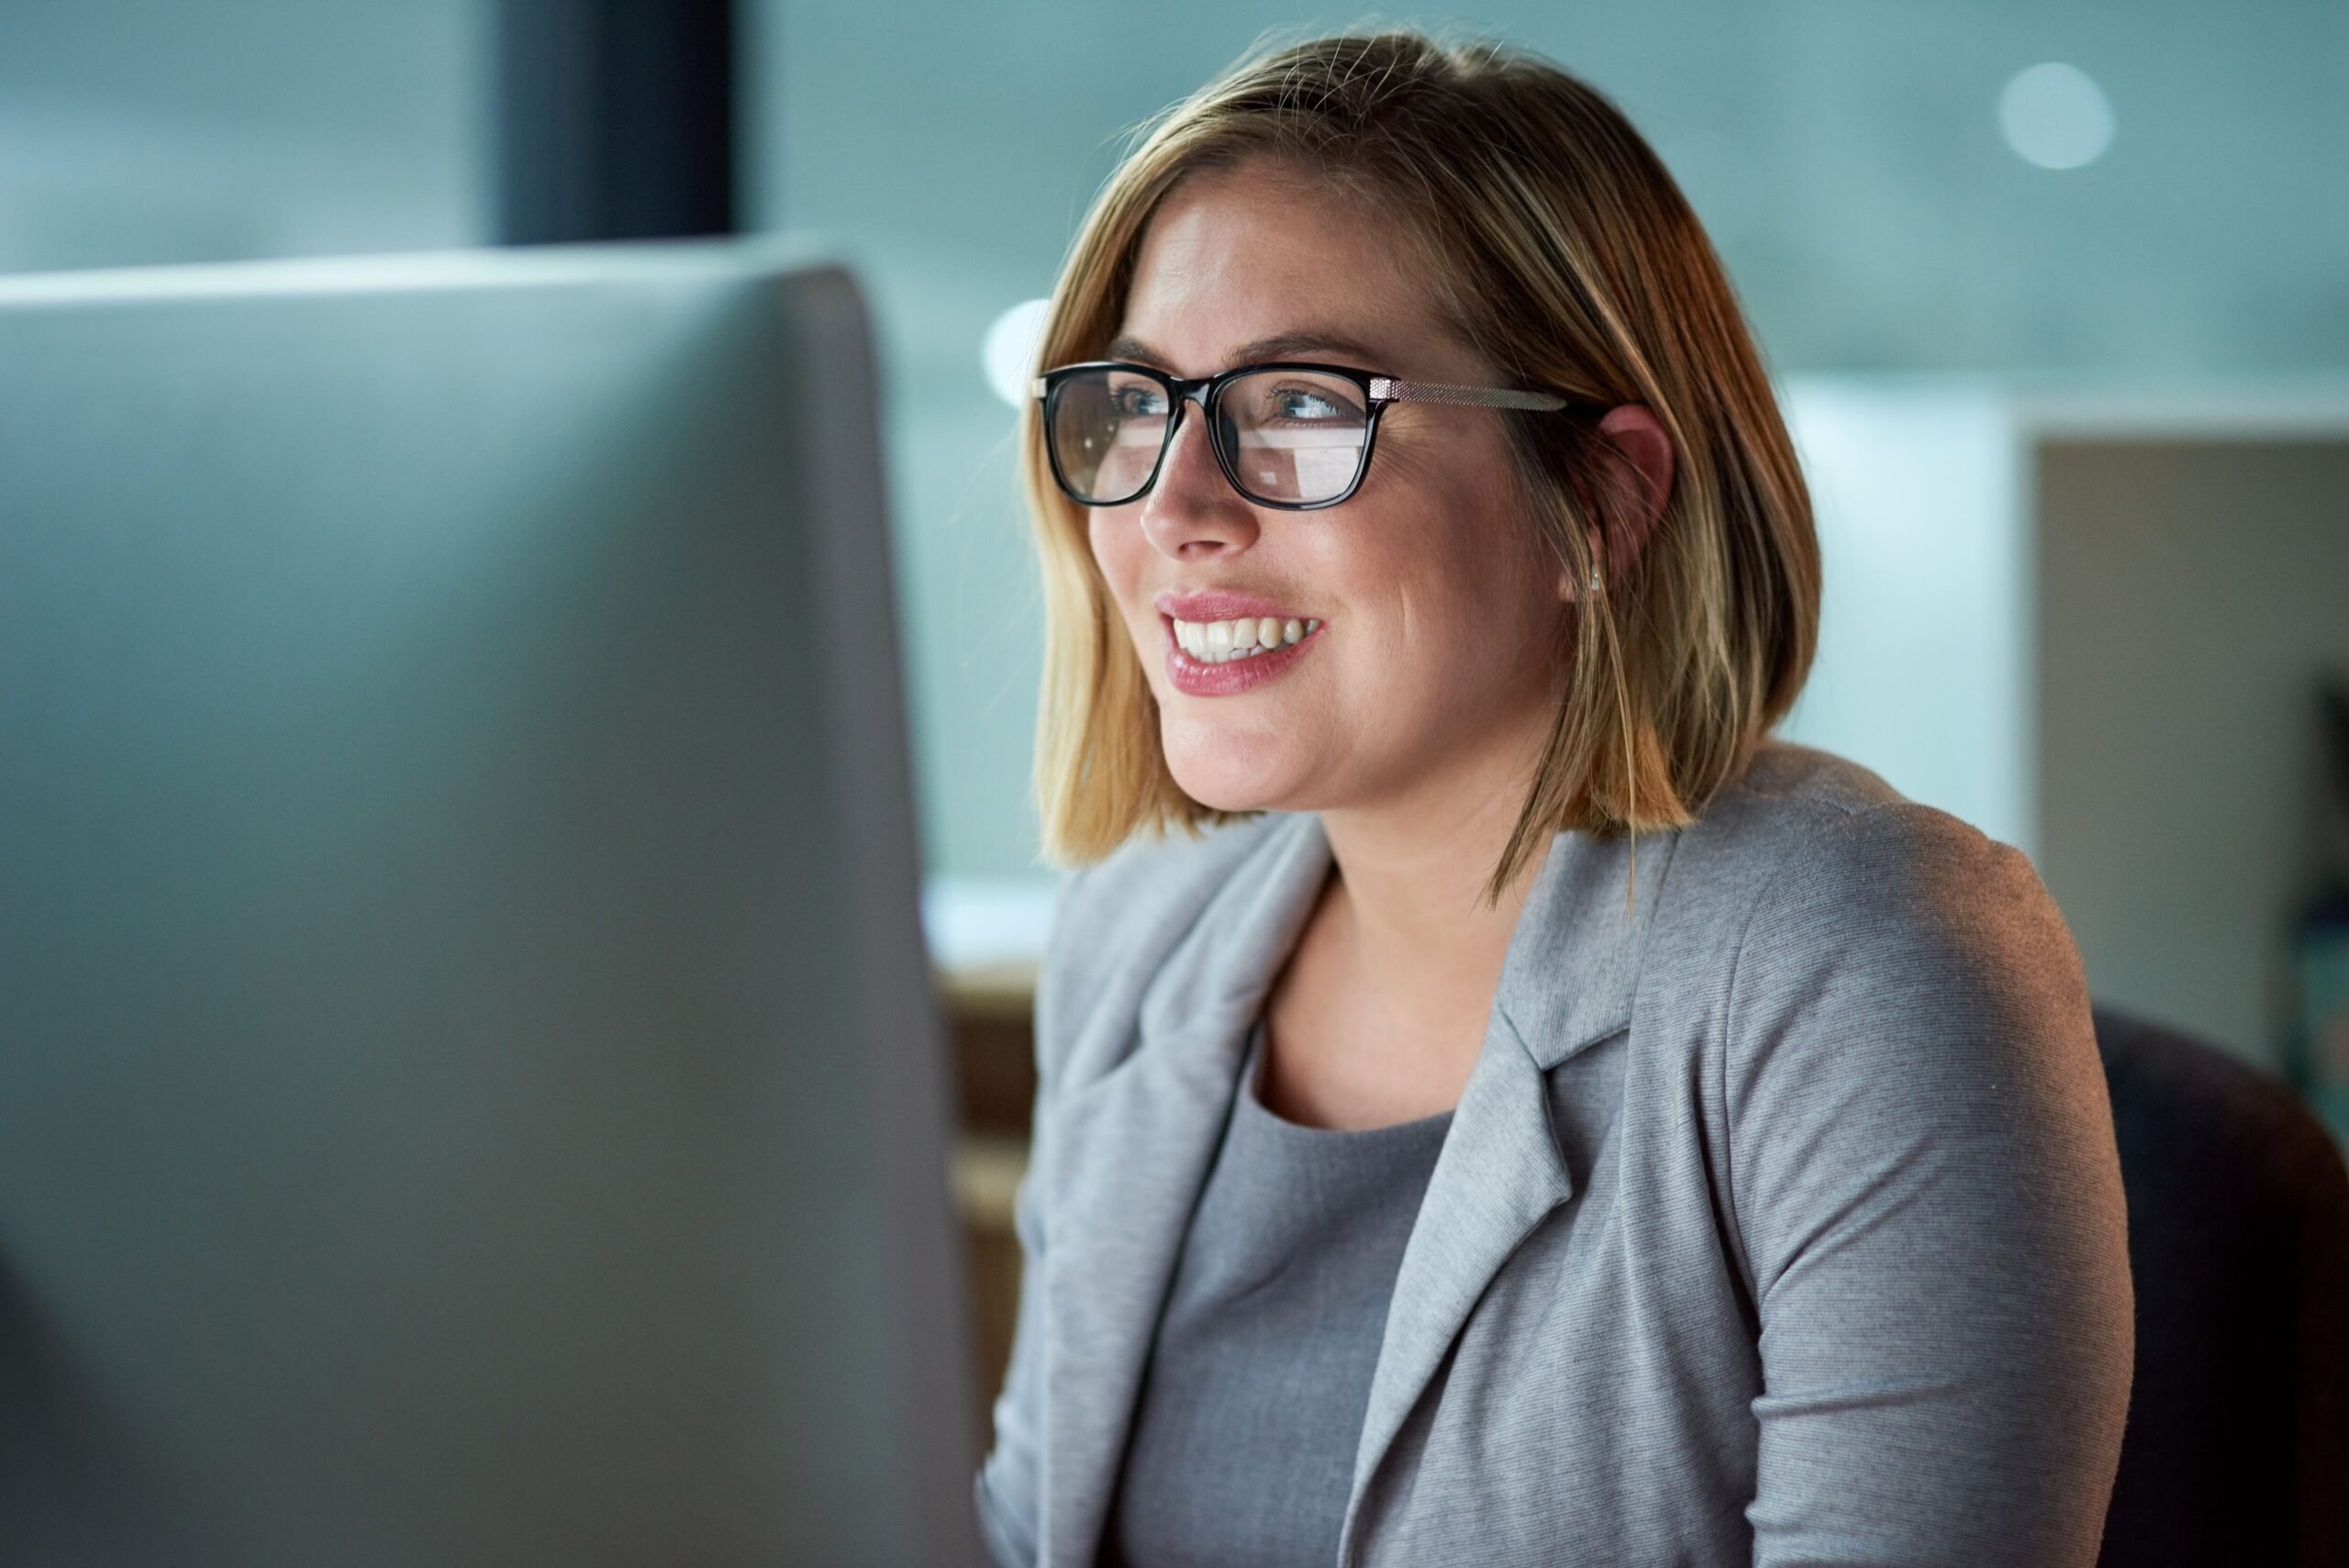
[
  {"x1": 1702, "y1": 734, "x2": 1911, "y2": 842},
  {"x1": 1674, "y1": 736, "x2": 2016, "y2": 898},
  {"x1": 1647, "y1": 737, "x2": 2071, "y2": 997},
  {"x1": 1662, "y1": 738, "x2": 2084, "y2": 1042},
  {"x1": 1031, "y1": 811, "x2": 1305, "y2": 1083},
  {"x1": 1047, "y1": 810, "x2": 1299, "y2": 970}
]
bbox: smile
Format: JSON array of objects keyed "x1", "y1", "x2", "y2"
[
  {"x1": 1170, "y1": 615, "x2": 1321, "y2": 662},
  {"x1": 1163, "y1": 615, "x2": 1323, "y2": 697}
]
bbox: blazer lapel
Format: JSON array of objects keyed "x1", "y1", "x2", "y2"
[
  {"x1": 1033, "y1": 812, "x2": 1681, "y2": 1568},
  {"x1": 1338, "y1": 823, "x2": 1680, "y2": 1563},
  {"x1": 1039, "y1": 811, "x2": 1335, "y2": 1567}
]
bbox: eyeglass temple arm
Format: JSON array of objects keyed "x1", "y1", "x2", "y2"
[{"x1": 1371, "y1": 378, "x2": 1573, "y2": 411}]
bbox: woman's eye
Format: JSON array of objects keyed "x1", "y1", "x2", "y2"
[
  {"x1": 1268, "y1": 386, "x2": 1357, "y2": 420},
  {"x1": 1110, "y1": 386, "x2": 1167, "y2": 417}
]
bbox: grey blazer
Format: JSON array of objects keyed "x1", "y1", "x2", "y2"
[{"x1": 975, "y1": 739, "x2": 2134, "y2": 1567}]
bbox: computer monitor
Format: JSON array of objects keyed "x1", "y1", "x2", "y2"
[{"x1": 0, "y1": 240, "x2": 982, "y2": 1567}]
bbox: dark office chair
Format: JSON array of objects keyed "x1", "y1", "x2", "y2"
[{"x1": 2092, "y1": 1004, "x2": 2349, "y2": 1567}]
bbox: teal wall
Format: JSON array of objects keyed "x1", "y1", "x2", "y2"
[{"x1": 0, "y1": 1, "x2": 484, "y2": 272}]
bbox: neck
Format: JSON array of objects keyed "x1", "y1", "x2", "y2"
[{"x1": 1313, "y1": 727, "x2": 1558, "y2": 991}]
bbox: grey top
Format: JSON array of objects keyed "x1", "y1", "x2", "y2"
[
  {"x1": 977, "y1": 739, "x2": 2134, "y2": 1568},
  {"x1": 1101, "y1": 1019, "x2": 1453, "y2": 1568}
]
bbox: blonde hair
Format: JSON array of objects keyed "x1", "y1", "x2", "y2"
[{"x1": 1023, "y1": 25, "x2": 1820, "y2": 909}]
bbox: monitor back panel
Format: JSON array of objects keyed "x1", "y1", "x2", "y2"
[{"x1": 0, "y1": 245, "x2": 976, "y2": 1568}]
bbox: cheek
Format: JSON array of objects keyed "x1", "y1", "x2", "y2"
[
  {"x1": 1085, "y1": 514, "x2": 1136, "y2": 600},
  {"x1": 1355, "y1": 485, "x2": 1550, "y2": 682},
  {"x1": 1085, "y1": 515, "x2": 1156, "y2": 646}
]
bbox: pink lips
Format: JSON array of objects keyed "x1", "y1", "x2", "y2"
[
  {"x1": 1152, "y1": 587, "x2": 1325, "y2": 699},
  {"x1": 1162, "y1": 614, "x2": 1321, "y2": 698},
  {"x1": 1153, "y1": 588, "x2": 1316, "y2": 624}
]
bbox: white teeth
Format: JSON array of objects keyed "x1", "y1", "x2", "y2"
[{"x1": 1170, "y1": 615, "x2": 1321, "y2": 663}]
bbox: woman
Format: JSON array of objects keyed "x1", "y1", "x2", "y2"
[{"x1": 976, "y1": 27, "x2": 2132, "y2": 1568}]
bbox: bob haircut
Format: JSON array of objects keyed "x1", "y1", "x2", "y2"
[{"x1": 1023, "y1": 25, "x2": 1820, "y2": 909}]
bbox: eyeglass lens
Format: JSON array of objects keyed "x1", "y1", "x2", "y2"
[{"x1": 1048, "y1": 366, "x2": 1370, "y2": 506}]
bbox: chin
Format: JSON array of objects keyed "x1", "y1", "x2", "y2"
[
  {"x1": 1163, "y1": 750, "x2": 1297, "y2": 817},
  {"x1": 1183, "y1": 785, "x2": 1279, "y2": 815}
]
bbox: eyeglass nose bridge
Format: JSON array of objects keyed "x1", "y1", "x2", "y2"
[{"x1": 1141, "y1": 374, "x2": 1230, "y2": 492}]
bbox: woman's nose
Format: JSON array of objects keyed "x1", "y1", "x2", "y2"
[{"x1": 1137, "y1": 400, "x2": 1258, "y2": 559}]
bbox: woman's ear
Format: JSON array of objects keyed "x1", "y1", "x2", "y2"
[{"x1": 1558, "y1": 404, "x2": 1676, "y2": 604}]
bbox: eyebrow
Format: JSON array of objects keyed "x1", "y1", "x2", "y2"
[{"x1": 1105, "y1": 328, "x2": 1399, "y2": 375}]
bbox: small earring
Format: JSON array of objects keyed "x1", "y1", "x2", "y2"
[{"x1": 1586, "y1": 565, "x2": 1603, "y2": 593}]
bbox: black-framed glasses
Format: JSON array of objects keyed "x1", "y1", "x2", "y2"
[{"x1": 1031, "y1": 359, "x2": 1576, "y2": 511}]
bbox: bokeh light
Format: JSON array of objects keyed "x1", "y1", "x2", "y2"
[{"x1": 1999, "y1": 62, "x2": 2116, "y2": 170}]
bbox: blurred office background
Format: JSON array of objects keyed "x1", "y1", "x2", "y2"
[{"x1": 6, "y1": 2, "x2": 2344, "y2": 1119}]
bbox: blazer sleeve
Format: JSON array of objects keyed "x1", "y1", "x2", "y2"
[
  {"x1": 973, "y1": 866, "x2": 1087, "y2": 1568},
  {"x1": 1723, "y1": 802, "x2": 2134, "y2": 1568}
]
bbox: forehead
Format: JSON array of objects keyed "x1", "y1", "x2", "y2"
[{"x1": 1112, "y1": 163, "x2": 1444, "y2": 378}]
